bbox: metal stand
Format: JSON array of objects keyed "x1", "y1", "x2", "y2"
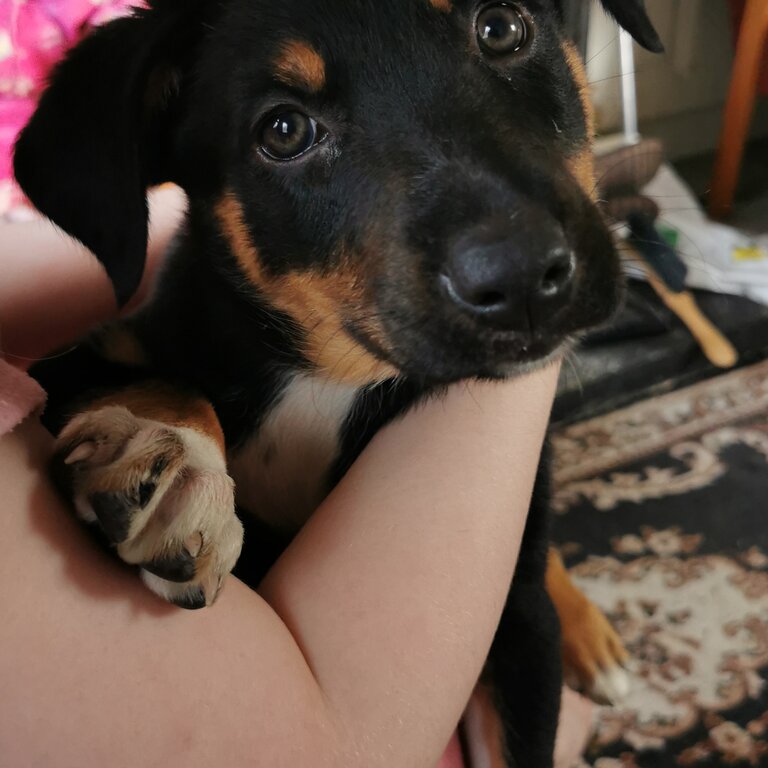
[{"x1": 619, "y1": 30, "x2": 641, "y2": 144}]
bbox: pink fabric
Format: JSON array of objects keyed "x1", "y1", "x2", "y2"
[
  {"x1": 0, "y1": 0, "x2": 137, "y2": 216},
  {"x1": 437, "y1": 731, "x2": 466, "y2": 768},
  {"x1": 0, "y1": 357, "x2": 45, "y2": 435}
]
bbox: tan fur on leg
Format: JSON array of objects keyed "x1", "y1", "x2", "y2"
[{"x1": 546, "y1": 549, "x2": 630, "y2": 704}]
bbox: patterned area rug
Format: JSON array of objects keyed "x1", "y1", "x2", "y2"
[{"x1": 551, "y1": 359, "x2": 768, "y2": 767}]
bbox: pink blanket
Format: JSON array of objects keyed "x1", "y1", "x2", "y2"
[{"x1": 0, "y1": 0, "x2": 136, "y2": 217}]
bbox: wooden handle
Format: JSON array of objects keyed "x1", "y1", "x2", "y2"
[{"x1": 647, "y1": 273, "x2": 738, "y2": 369}]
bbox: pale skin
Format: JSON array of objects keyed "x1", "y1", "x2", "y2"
[{"x1": 0, "y1": 189, "x2": 590, "y2": 767}]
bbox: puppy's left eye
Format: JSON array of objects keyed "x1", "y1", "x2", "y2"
[
  {"x1": 259, "y1": 111, "x2": 326, "y2": 161},
  {"x1": 476, "y1": 3, "x2": 529, "y2": 56}
]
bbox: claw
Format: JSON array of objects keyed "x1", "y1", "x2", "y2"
[
  {"x1": 590, "y1": 664, "x2": 632, "y2": 705},
  {"x1": 185, "y1": 531, "x2": 204, "y2": 558},
  {"x1": 64, "y1": 441, "x2": 97, "y2": 465}
]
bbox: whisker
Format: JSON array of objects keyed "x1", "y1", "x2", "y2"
[
  {"x1": 562, "y1": 349, "x2": 584, "y2": 398},
  {"x1": 0, "y1": 343, "x2": 82, "y2": 366},
  {"x1": 585, "y1": 34, "x2": 620, "y2": 66}
]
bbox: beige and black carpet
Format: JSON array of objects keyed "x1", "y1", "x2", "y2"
[{"x1": 551, "y1": 359, "x2": 768, "y2": 767}]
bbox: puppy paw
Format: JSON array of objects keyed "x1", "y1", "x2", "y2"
[
  {"x1": 56, "y1": 406, "x2": 243, "y2": 608},
  {"x1": 561, "y1": 598, "x2": 630, "y2": 705}
]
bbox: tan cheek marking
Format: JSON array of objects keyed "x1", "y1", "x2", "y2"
[
  {"x1": 273, "y1": 40, "x2": 326, "y2": 93},
  {"x1": 429, "y1": 0, "x2": 453, "y2": 12},
  {"x1": 562, "y1": 41, "x2": 597, "y2": 198},
  {"x1": 88, "y1": 383, "x2": 226, "y2": 454},
  {"x1": 567, "y1": 148, "x2": 597, "y2": 200},
  {"x1": 215, "y1": 193, "x2": 398, "y2": 386}
]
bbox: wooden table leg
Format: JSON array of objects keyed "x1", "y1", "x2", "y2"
[{"x1": 709, "y1": 0, "x2": 768, "y2": 220}]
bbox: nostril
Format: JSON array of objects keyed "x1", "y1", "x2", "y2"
[
  {"x1": 440, "y1": 273, "x2": 507, "y2": 312},
  {"x1": 440, "y1": 270, "x2": 510, "y2": 313},
  {"x1": 539, "y1": 252, "x2": 575, "y2": 297},
  {"x1": 475, "y1": 290, "x2": 507, "y2": 308}
]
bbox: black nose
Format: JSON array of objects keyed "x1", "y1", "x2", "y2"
[{"x1": 442, "y1": 211, "x2": 576, "y2": 331}]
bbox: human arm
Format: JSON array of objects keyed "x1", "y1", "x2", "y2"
[
  {"x1": 0, "y1": 185, "x2": 186, "y2": 368},
  {"x1": 1, "y1": 362, "x2": 558, "y2": 768},
  {"x1": 0, "y1": 184, "x2": 559, "y2": 766}
]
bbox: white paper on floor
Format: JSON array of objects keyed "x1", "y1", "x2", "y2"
[{"x1": 640, "y1": 164, "x2": 768, "y2": 304}]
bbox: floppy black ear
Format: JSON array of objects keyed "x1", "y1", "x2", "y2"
[
  {"x1": 600, "y1": 0, "x2": 664, "y2": 53},
  {"x1": 14, "y1": 4, "x2": 205, "y2": 306}
]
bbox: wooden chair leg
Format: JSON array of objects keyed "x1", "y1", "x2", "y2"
[{"x1": 709, "y1": 0, "x2": 768, "y2": 220}]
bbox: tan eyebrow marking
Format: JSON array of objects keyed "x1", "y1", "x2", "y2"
[
  {"x1": 429, "y1": 0, "x2": 453, "y2": 11},
  {"x1": 273, "y1": 40, "x2": 327, "y2": 93}
]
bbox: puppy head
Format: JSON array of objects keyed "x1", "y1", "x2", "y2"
[{"x1": 15, "y1": 0, "x2": 662, "y2": 384}]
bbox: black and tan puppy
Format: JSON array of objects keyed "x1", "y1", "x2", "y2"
[{"x1": 15, "y1": 1, "x2": 661, "y2": 764}]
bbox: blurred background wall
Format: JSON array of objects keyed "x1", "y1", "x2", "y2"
[{"x1": 586, "y1": 0, "x2": 768, "y2": 159}]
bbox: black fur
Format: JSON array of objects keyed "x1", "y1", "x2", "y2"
[
  {"x1": 18, "y1": 1, "x2": 661, "y2": 765},
  {"x1": 600, "y1": 0, "x2": 664, "y2": 53},
  {"x1": 14, "y1": 3, "x2": 214, "y2": 305}
]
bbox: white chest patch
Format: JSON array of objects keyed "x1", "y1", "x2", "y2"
[{"x1": 228, "y1": 374, "x2": 360, "y2": 532}]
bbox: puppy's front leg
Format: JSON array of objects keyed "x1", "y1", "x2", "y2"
[
  {"x1": 546, "y1": 549, "x2": 630, "y2": 704},
  {"x1": 55, "y1": 383, "x2": 243, "y2": 608}
]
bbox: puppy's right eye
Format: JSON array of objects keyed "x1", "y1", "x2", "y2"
[
  {"x1": 476, "y1": 3, "x2": 529, "y2": 56},
  {"x1": 258, "y1": 111, "x2": 325, "y2": 161}
]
